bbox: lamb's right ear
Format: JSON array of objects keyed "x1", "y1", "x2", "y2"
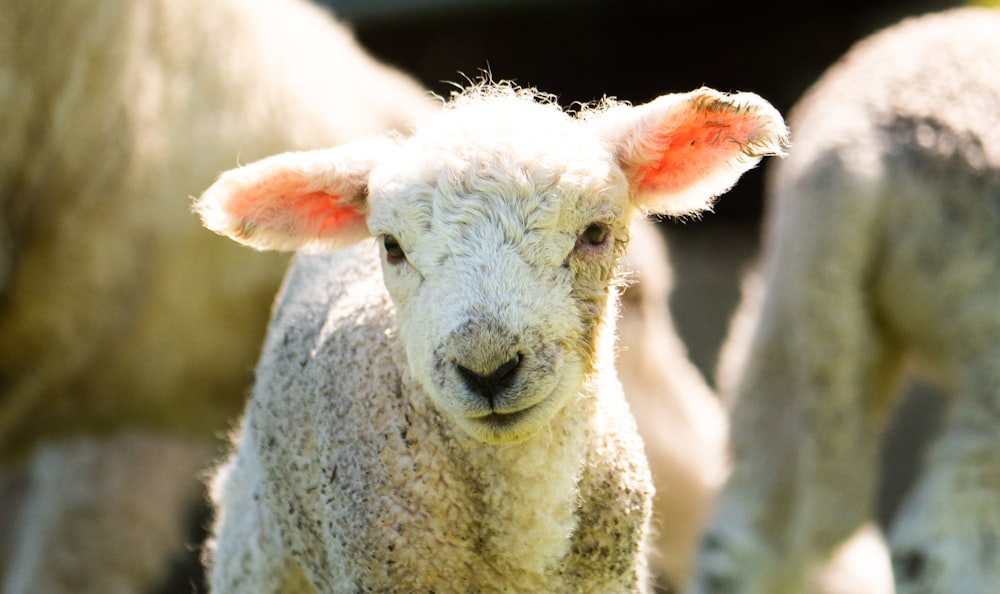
[{"x1": 194, "y1": 140, "x2": 383, "y2": 252}]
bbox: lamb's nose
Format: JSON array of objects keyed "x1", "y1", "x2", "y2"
[{"x1": 457, "y1": 354, "x2": 522, "y2": 403}]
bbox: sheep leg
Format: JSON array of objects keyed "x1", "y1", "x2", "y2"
[
  {"x1": 1, "y1": 432, "x2": 211, "y2": 594},
  {"x1": 888, "y1": 361, "x2": 1000, "y2": 594},
  {"x1": 689, "y1": 169, "x2": 901, "y2": 594}
]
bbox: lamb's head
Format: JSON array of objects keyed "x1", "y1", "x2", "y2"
[{"x1": 196, "y1": 83, "x2": 786, "y2": 444}]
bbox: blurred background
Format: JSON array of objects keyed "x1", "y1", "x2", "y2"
[{"x1": 321, "y1": 0, "x2": 960, "y2": 529}]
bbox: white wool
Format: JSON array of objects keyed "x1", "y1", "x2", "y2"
[
  {"x1": 0, "y1": 0, "x2": 433, "y2": 591},
  {"x1": 198, "y1": 82, "x2": 785, "y2": 592},
  {"x1": 687, "y1": 7, "x2": 1000, "y2": 594}
]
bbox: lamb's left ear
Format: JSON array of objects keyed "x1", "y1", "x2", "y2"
[
  {"x1": 595, "y1": 87, "x2": 788, "y2": 216},
  {"x1": 194, "y1": 139, "x2": 386, "y2": 252}
]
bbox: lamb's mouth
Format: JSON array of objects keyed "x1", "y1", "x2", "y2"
[
  {"x1": 464, "y1": 398, "x2": 548, "y2": 443},
  {"x1": 477, "y1": 406, "x2": 536, "y2": 429},
  {"x1": 453, "y1": 369, "x2": 575, "y2": 444}
]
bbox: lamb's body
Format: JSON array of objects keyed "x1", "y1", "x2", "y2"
[
  {"x1": 687, "y1": 7, "x2": 1000, "y2": 594},
  {"x1": 0, "y1": 0, "x2": 431, "y2": 591},
  {"x1": 198, "y1": 83, "x2": 786, "y2": 592},
  {"x1": 212, "y1": 245, "x2": 651, "y2": 592}
]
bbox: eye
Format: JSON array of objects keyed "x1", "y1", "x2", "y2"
[
  {"x1": 579, "y1": 223, "x2": 609, "y2": 246},
  {"x1": 383, "y1": 235, "x2": 406, "y2": 264}
]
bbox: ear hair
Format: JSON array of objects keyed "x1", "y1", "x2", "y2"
[
  {"x1": 195, "y1": 139, "x2": 389, "y2": 252},
  {"x1": 595, "y1": 88, "x2": 788, "y2": 217}
]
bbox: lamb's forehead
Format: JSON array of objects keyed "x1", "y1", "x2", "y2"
[
  {"x1": 419, "y1": 89, "x2": 598, "y2": 145},
  {"x1": 368, "y1": 89, "x2": 625, "y2": 226}
]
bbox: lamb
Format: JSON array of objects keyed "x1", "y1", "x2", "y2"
[
  {"x1": 195, "y1": 81, "x2": 787, "y2": 592},
  {"x1": 0, "y1": 0, "x2": 432, "y2": 591},
  {"x1": 686, "y1": 7, "x2": 1000, "y2": 594}
]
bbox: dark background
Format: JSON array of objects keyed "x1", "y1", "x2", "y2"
[{"x1": 332, "y1": 0, "x2": 961, "y2": 225}]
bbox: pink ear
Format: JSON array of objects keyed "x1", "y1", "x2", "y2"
[
  {"x1": 195, "y1": 142, "x2": 382, "y2": 252},
  {"x1": 601, "y1": 88, "x2": 788, "y2": 216}
]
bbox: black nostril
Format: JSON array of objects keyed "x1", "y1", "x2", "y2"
[{"x1": 457, "y1": 354, "x2": 522, "y2": 402}]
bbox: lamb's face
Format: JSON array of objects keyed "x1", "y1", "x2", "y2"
[{"x1": 365, "y1": 101, "x2": 631, "y2": 443}]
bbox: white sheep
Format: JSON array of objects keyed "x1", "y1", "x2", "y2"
[
  {"x1": 196, "y1": 81, "x2": 787, "y2": 592},
  {"x1": 0, "y1": 0, "x2": 432, "y2": 591},
  {"x1": 686, "y1": 7, "x2": 1000, "y2": 594}
]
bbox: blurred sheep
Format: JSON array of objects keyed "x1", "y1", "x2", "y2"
[{"x1": 687, "y1": 7, "x2": 1000, "y2": 594}]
